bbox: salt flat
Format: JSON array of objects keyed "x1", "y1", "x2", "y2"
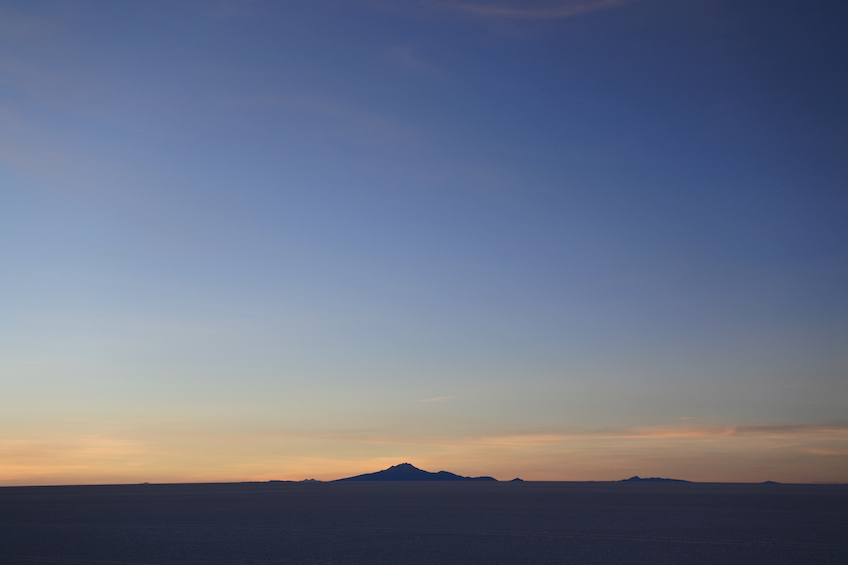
[{"x1": 1, "y1": 481, "x2": 846, "y2": 564}]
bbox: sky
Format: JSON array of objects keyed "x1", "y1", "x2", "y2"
[{"x1": 1, "y1": 0, "x2": 846, "y2": 485}]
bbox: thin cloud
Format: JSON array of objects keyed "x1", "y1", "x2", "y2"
[
  {"x1": 803, "y1": 448, "x2": 848, "y2": 456},
  {"x1": 433, "y1": 0, "x2": 628, "y2": 19},
  {"x1": 467, "y1": 423, "x2": 848, "y2": 444},
  {"x1": 583, "y1": 424, "x2": 848, "y2": 440},
  {"x1": 388, "y1": 45, "x2": 446, "y2": 80},
  {"x1": 420, "y1": 396, "x2": 454, "y2": 402},
  {"x1": 731, "y1": 424, "x2": 848, "y2": 436},
  {"x1": 268, "y1": 422, "x2": 848, "y2": 446}
]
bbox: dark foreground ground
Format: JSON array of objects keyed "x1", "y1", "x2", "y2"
[{"x1": 1, "y1": 481, "x2": 846, "y2": 565}]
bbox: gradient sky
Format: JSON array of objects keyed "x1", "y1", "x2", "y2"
[{"x1": 1, "y1": 0, "x2": 846, "y2": 485}]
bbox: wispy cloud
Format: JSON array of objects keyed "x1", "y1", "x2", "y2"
[
  {"x1": 731, "y1": 424, "x2": 848, "y2": 436},
  {"x1": 245, "y1": 422, "x2": 848, "y2": 446},
  {"x1": 387, "y1": 45, "x2": 445, "y2": 80},
  {"x1": 4, "y1": 419, "x2": 846, "y2": 485},
  {"x1": 432, "y1": 0, "x2": 628, "y2": 20},
  {"x1": 420, "y1": 396, "x2": 454, "y2": 402},
  {"x1": 483, "y1": 423, "x2": 848, "y2": 442},
  {"x1": 804, "y1": 448, "x2": 848, "y2": 456},
  {"x1": 293, "y1": 98, "x2": 417, "y2": 148},
  {"x1": 366, "y1": 0, "x2": 629, "y2": 22}
]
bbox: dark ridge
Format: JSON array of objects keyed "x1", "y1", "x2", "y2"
[
  {"x1": 621, "y1": 476, "x2": 690, "y2": 483},
  {"x1": 510, "y1": 478, "x2": 524, "y2": 482},
  {"x1": 335, "y1": 463, "x2": 497, "y2": 482}
]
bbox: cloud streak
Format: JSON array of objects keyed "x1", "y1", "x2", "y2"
[
  {"x1": 432, "y1": 0, "x2": 628, "y2": 19},
  {"x1": 3, "y1": 419, "x2": 846, "y2": 485},
  {"x1": 437, "y1": 424, "x2": 848, "y2": 447}
]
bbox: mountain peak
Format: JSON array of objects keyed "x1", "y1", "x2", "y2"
[
  {"x1": 335, "y1": 464, "x2": 497, "y2": 482},
  {"x1": 621, "y1": 476, "x2": 690, "y2": 483}
]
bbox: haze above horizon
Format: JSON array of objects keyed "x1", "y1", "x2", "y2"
[{"x1": 1, "y1": 0, "x2": 846, "y2": 486}]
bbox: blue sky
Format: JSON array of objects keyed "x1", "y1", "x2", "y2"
[{"x1": 1, "y1": 0, "x2": 847, "y2": 484}]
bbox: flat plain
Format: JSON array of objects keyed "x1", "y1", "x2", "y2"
[{"x1": 1, "y1": 481, "x2": 846, "y2": 564}]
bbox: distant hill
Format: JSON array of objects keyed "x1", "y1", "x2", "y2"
[
  {"x1": 621, "y1": 476, "x2": 690, "y2": 483},
  {"x1": 335, "y1": 463, "x2": 497, "y2": 482}
]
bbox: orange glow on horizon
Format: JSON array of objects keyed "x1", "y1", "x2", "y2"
[{"x1": 2, "y1": 422, "x2": 846, "y2": 486}]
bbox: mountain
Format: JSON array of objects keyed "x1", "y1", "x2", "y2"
[
  {"x1": 335, "y1": 463, "x2": 497, "y2": 482},
  {"x1": 621, "y1": 476, "x2": 690, "y2": 483}
]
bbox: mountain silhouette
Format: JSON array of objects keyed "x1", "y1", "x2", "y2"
[
  {"x1": 335, "y1": 463, "x2": 497, "y2": 482},
  {"x1": 621, "y1": 476, "x2": 690, "y2": 483}
]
